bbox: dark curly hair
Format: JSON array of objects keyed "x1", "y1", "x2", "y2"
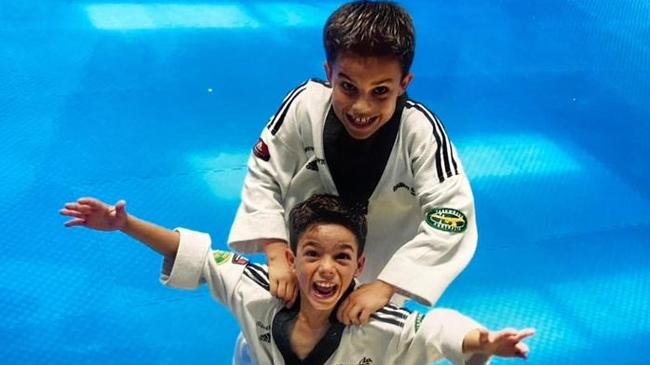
[
  {"x1": 323, "y1": 1, "x2": 415, "y2": 76},
  {"x1": 289, "y1": 194, "x2": 367, "y2": 255}
]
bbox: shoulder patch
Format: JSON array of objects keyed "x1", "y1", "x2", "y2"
[
  {"x1": 213, "y1": 250, "x2": 232, "y2": 265},
  {"x1": 253, "y1": 138, "x2": 270, "y2": 161},
  {"x1": 231, "y1": 253, "x2": 249, "y2": 266},
  {"x1": 425, "y1": 208, "x2": 467, "y2": 233}
]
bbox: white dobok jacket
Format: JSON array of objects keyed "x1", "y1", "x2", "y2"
[
  {"x1": 164, "y1": 229, "x2": 490, "y2": 365},
  {"x1": 228, "y1": 80, "x2": 477, "y2": 305}
]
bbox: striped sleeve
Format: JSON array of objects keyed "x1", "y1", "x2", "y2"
[
  {"x1": 393, "y1": 308, "x2": 486, "y2": 365},
  {"x1": 267, "y1": 80, "x2": 309, "y2": 135},
  {"x1": 160, "y1": 228, "x2": 270, "y2": 310},
  {"x1": 405, "y1": 100, "x2": 460, "y2": 183},
  {"x1": 228, "y1": 80, "x2": 311, "y2": 253},
  {"x1": 378, "y1": 103, "x2": 477, "y2": 306}
]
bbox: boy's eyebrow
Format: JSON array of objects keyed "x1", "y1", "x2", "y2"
[
  {"x1": 338, "y1": 72, "x2": 393, "y2": 85},
  {"x1": 301, "y1": 241, "x2": 320, "y2": 249},
  {"x1": 336, "y1": 243, "x2": 356, "y2": 252}
]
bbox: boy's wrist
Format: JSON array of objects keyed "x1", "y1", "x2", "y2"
[
  {"x1": 120, "y1": 213, "x2": 134, "y2": 233},
  {"x1": 375, "y1": 280, "x2": 397, "y2": 298}
]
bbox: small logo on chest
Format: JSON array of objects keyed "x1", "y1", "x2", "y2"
[
  {"x1": 258, "y1": 332, "x2": 271, "y2": 343},
  {"x1": 393, "y1": 182, "x2": 415, "y2": 196}
]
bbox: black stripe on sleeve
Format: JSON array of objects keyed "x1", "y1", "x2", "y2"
[
  {"x1": 386, "y1": 304, "x2": 412, "y2": 314},
  {"x1": 244, "y1": 265, "x2": 270, "y2": 291},
  {"x1": 414, "y1": 101, "x2": 456, "y2": 179},
  {"x1": 432, "y1": 113, "x2": 458, "y2": 177},
  {"x1": 246, "y1": 263, "x2": 269, "y2": 280},
  {"x1": 406, "y1": 100, "x2": 446, "y2": 182},
  {"x1": 268, "y1": 81, "x2": 309, "y2": 135},
  {"x1": 377, "y1": 306, "x2": 410, "y2": 320},
  {"x1": 370, "y1": 313, "x2": 406, "y2": 328},
  {"x1": 266, "y1": 80, "x2": 309, "y2": 130}
]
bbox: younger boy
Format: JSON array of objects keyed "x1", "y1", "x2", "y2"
[{"x1": 60, "y1": 195, "x2": 533, "y2": 365}]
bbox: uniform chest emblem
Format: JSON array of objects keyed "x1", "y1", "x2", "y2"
[{"x1": 425, "y1": 208, "x2": 467, "y2": 233}]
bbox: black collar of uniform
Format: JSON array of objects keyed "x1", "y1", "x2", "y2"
[
  {"x1": 272, "y1": 282, "x2": 356, "y2": 365},
  {"x1": 323, "y1": 94, "x2": 406, "y2": 204}
]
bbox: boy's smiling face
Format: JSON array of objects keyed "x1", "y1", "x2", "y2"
[
  {"x1": 288, "y1": 223, "x2": 365, "y2": 312},
  {"x1": 325, "y1": 53, "x2": 413, "y2": 140}
]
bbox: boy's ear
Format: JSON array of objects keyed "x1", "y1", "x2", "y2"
[
  {"x1": 285, "y1": 248, "x2": 296, "y2": 269},
  {"x1": 399, "y1": 72, "x2": 414, "y2": 95},
  {"x1": 324, "y1": 61, "x2": 333, "y2": 81},
  {"x1": 354, "y1": 255, "x2": 366, "y2": 278}
]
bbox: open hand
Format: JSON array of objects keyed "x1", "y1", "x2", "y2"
[
  {"x1": 476, "y1": 327, "x2": 535, "y2": 359},
  {"x1": 337, "y1": 280, "x2": 395, "y2": 325},
  {"x1": 60, "y1": 197, "x2": 128, "y2": 231}
]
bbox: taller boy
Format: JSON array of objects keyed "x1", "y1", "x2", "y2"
[{"x1": 229, "y1": 1, "x2": 477, "y2": 324}]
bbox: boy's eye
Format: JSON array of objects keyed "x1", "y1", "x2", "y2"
[
  {"x1": 373, "y1": 86, "x2": 389, "y2": 96},
  {"x1": 341, "y1": 81, "x2": 356, "y2": 92},
  {"x1": 335, "y1": 253, "x2": 351, "y2": 260},
  {"x1": 305, "y1": 250, "x2": 319, "y2": 257}
]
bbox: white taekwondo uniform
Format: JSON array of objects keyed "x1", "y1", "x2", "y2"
[
  {"x1": 228, "y1": 79, "x2": 477, "y2": 306},
  {"x1": 163, "y1": 229, "x2": 490, "y2": 365}
]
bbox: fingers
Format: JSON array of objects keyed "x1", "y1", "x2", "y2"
[
  {"x1": 513, "y1": 328, "x2": 536, "y2": 342},
  {"x1": 63, "y1": 202, "x2": 93, "y2": 214},
  {"x1": 358, "y1": 308, "x2": 371, "y2": 325},
  {"x1": 493, "y1": 328, "x2": 518, "y2": 342},
  {"x1": 340, "y1": 303, "x2": 367, "y2": 325},
  {"x1": 347, "y1": 304, "x2": 362, "y2": 325},
  {"x1": 59, "y1": 208, "x2": 85, "y2": 218},
  {"x1": 514, "y1": 342, "x2": 529, "y2": 359},
  {"x1": 77, "y1": 197, "x2": 104, "y2": 209},
  {"x1": 64, "y1": 218, "x2": 86, "y2": 227},
  {"x1": 276, "y1": 280, "x2": 288, "y2": 301},
  {"x1": 336, "y1": 298, "x2": 350, "y2": 324},
  {"x1": 286, "y1": 284, "x2": 298, "y2": 308},
  {"x1": 269, "y1": 278, "x2": 278, "y2": 298}
]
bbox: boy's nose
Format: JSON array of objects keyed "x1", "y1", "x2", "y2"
[
  {"x1": 351, "y1": 97, "x2": 372, "y2": 115},
  {"x1": 318, "y1": 257, "x2": 336, "y2": 277}
]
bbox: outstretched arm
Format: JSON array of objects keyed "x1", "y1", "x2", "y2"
[
  {"x1": 60, "y1": 197, "x2": 179, "y2": 257},
  {"x1": 463, "y1": 327, "x2": 535, "y2": 359}
]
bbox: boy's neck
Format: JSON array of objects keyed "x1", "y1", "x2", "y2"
[
  {"x1": 290, "y1": 299, "x2": 333, "y2": 360},
  {"x1": 296, "y1": 298, "x2": 332, "y2": 329}
]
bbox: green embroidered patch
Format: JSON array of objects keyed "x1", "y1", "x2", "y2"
[
  {"x1": 213, "y1": 250, "x2": 232, "y2": 265},
  {"x1": 425, "y1": 208, "x2": 467, "y2": 233},
  {"x1": 414, "y1": 312, "x2": 425, "y2": 333}
]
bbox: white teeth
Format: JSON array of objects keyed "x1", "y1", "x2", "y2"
[
  {"x1": 352, "y1": 116, "x2": 372, "y2": 125},
  {"x1": 315, "y1": 282, "x2": 335, "y2": 288}
]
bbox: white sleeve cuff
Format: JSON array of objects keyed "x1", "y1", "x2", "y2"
[
  {"x1": 228, "y1": 213, "x2": 288, "y2": 253},
  {"x1": 378, "y1": 256, "x2": 451, "y2": 306},
  {"x1": 427, "y1": 309, "x2": 484, "y2": 365},
  {"x1": 160, "y1": 228, "x2": 212, "y2": 289}
]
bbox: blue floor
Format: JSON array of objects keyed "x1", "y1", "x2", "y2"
[{"x1": 2, "y1": 1, "x2": 649, "y2": 364}]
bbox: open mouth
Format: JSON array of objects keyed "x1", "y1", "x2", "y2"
[
  {"x1": 311, "y1": 281, "x2": 338, "y2": 300},
  {"x1": 346, "y1": 114, "x2": 378, "y2": 130}
]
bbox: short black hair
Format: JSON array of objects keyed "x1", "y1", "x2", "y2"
[
  {"x1": 289, "y1": 194, "x2": 367, "y2": 255},
  {"x1": 323, "y1": 1, "x2": 415, "y2": 76}
]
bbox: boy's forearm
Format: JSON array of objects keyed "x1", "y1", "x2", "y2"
[{"x1": 121, "y1": 214, "x2": 180, "y2": 257}]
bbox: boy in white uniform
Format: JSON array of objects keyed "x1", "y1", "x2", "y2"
[
  {"x1": 230, "y1": 1, "x2": 476, "y2": 328},
  {"x1": 61, "y1": 195, "x2": 533, "y2": 365}
]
